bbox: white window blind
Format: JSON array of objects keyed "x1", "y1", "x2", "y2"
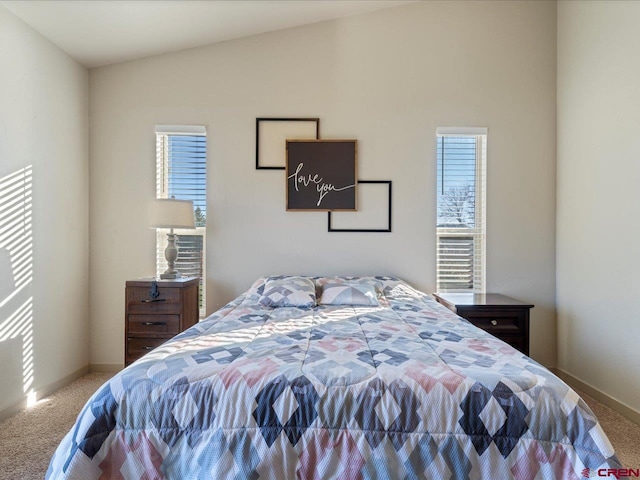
[
  {"x1": 436, "y1": 129, "x2": 486, "y2": 292},
  {"x1": 156, "y1": 127, "x2": 207, "y2": 316}
]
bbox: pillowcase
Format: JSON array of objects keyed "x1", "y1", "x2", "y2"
[
  {"x1": 319, "y1": 282, "x2": 379, "y2": 306},
  {"x1": 258, "y1": 276, "x2": 317, "y2": 308}
]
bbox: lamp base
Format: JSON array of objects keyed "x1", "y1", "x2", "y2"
[
  {"x1": 160, "y1": 272, "x2": 182, "y2": 279},
  {"x1": 161, "y1": 231, "x2": 181, "y2": 280}
]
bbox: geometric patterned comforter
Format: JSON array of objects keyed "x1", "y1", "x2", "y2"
[{"x1": 47, "y1": 276, "x2": 622, "y2": 479}]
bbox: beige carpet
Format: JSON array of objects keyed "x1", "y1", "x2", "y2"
[
  {"x1": 0, "y1": 372, "x2": 114, "y2": 480},
  {"x1": 578, "y1": 389, "x2": 640, "y2": 469},
  {"x1": 0, "y1": 374, "x2": 638, "y2": 479}
]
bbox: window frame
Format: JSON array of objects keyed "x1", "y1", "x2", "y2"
[
  {"x1": 436, "y1": 128, "x2": 487, "y2": 293},
  {"x1": 155, "y1": 126, "x2": 207, "y2": 316}
]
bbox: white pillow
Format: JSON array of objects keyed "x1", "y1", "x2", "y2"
[{"x1": 319, "y1": 282, "x2": 379, "y2": 306}]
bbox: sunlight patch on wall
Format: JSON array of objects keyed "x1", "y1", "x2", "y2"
[{"x1": 0, "y1": 166, "x2": 34, "y2": 399}]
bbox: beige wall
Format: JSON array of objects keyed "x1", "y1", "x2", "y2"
[
  {"x1": 0, "y1": 7, "x2": 89, "y2": 412},
  {"x1": 89, "y1": 1, "x2": 557, "y2": 367},
  {"x1": 557, "y1": 1, "x2": 640, "y2": 413}
]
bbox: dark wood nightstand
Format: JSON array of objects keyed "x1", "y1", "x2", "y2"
[
  {"x1": 432, "y1": 292, "x2": 534, "y2": 356},
  {"x1": 125, "y1": 277, "x2": 199, "y2": 366}
]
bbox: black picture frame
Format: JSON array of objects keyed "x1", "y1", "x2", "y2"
[
  {"x1": 256, "y1": 117, "x2": 320, "y2": 170},
  {"x1": 327, "y1": 180, "x2": 392, "y2": 233},
  {"x1": 286, "y1": 139, "x2": 357, "y2": 211}
]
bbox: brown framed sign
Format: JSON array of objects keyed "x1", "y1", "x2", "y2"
[{"x1": 286, "y1": 140, "x2": 357, "y2": 211}]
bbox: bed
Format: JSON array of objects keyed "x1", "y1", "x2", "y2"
[{"x1": 47, "y1": 276, "x2": 622, "y2": 479}]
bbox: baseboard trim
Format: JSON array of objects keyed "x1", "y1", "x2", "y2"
[
  {"x1": 89, "y1": 363, "x2": 123, "y2": 373},
  {"x1": 552, "y1": 367, "x2": 640, "y2": 426},
  {"x1": 0, "y1": 365, "x2": 89, "y2": 423}
]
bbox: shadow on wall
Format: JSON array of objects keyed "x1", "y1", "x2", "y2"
[{"x1": 0, "y1": 166, "x2": 34, "y2": 407}]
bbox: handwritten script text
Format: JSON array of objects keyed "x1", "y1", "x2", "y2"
[{"x1": 288, "y1": 162, "x2": 355, "y2": 207}]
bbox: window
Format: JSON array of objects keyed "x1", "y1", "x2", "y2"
[
  {"x1": 156, "y1": 125, "x2": 206, "y2": 315},
  {"x1": 436, "y1": 127, "x2": 486, "y2": 292}
]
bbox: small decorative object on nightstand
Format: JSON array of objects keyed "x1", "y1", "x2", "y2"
[
  {"x1": 125, "y1": 277, "x2": 199, "y2": 366},
  {"x1": 432, "y1": 292, "x2": 534, "y2": 356}
]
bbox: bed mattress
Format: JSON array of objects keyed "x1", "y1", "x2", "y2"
[{"x1": 47, "y1": 276, "x2": 622, "y2": 479}]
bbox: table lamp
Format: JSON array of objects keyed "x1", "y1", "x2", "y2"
[{"x1": 150, "y1": 198, "x2": 195, "y2": 279}]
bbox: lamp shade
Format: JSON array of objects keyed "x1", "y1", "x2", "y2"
[{"x1": 150, "y1": 199, "x2": 196, "y2": 229}]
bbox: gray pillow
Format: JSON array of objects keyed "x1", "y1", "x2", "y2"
[{"x1": 259, "y1": 277, "x2": 317, "y2": 308}]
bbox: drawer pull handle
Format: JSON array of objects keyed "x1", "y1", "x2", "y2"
[
  {"x1": 491, "y1": 320, "x2": 498, "y2": 326},
  {"x1": 142, "y1": 322, "x2": 166, "y2": 326},
  {"x1": 143, "y1": 346, "x2": 155, "y2": 350},
  {"x1": 141, "y1": 299, "x2": 165, "y2": 303}
]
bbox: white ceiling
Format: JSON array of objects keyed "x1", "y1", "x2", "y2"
[{"x1": 1, "y1": 0, "x2": 413, "y2": 68}]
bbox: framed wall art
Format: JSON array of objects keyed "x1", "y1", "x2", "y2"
[
  {"x1": 286, "y1": 139, "x2": 357, "y2": 211},
  {"x1": 328, "y1": 180, "x2": 392, "y2": 232},
  {"x1": 256, "y1": 117, "x2": 319, "y2": 170}
]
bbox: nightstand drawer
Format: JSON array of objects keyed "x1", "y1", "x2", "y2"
[
  {"x1": 126, "y1": 285, "x2": 181, "y2": 302},
  {"x1": 127, "y1": 300, "x2": 182, "y2": 315},
  {"x1": 463, "y1": 312, "x2": 525, "y2": 335},
  {"x1": 127, "y1": 337, "x2": 168, "y2": 357},
  {"x1": 127, "y1": 315, "x2": 180, "y2": 335}
]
